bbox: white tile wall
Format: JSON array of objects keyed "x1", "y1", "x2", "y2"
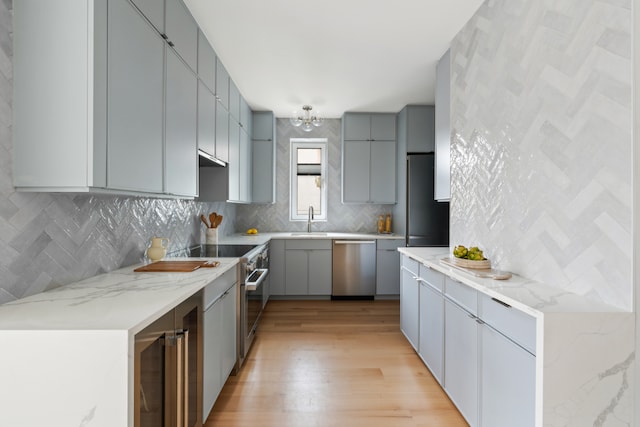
[
  {"x1": 0, "y1": 2, "x2": 235, "y2": 303},
  {"x1": 450, "y1": 0, "x2": 632, "y2": 309}
]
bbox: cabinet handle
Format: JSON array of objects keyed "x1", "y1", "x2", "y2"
[
  {"x1": 475, "y1": 318, "x2": 485, "y2": 325},
  {"x1": 161, "y1": 34, "x2": 168, "y2": 40},
  {"x1": 168, "y1": 41, "x2": 175, "y2": 47},
  {"x1": 491, "y1": 297, "x2": 511, "y2": 308}
]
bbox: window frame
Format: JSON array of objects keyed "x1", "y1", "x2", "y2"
[{"x1": 289, "y1": 138, "x2": 328, "y2": 222}]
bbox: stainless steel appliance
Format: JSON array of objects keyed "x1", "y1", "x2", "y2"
[
  {"x1": 190, "y1": 243, "x2": 269, "y2": 370},
  {"x1": 134, "y1": 292, "x2": 202, "y2": 427},
  {"x1": 406, "y1": 153, "x2": 449, "y2": 246},
  {"x1": 332, "y1": 240, "x2": 376, "y2": 298}
]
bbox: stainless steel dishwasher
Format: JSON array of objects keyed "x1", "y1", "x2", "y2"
[{"x1": 332, "y1": 240, "x2": 377, "y2": 298}]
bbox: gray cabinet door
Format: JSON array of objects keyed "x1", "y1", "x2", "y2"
[
  {"x1": 197, "y1": 81, "x2": 216, "y2": 157},
  {"x1": 251, "y1": 139, "x2": 274, "y2": 203},
  {"x1": 165, "y1": 0, "x2": 197, "y2": 72},
  {"x1": 239, "y1": 128, "x2": 251, "y2": 203},
  {"x1": 343, "y1": 113, "x2": 371, "y2": 140},
  {"x1": 435, "y1": 49, "x2": 451, "y2": 201},
  {"x1": 308, "y1": 250, "x2": 332, "y2": 295},
  {"x1": 376, "y1": 249, "x2": 400, "y2": 295},
  {"x1": 221, "y1": 285, "x2": 237, "y2": 379},
  {"x1": 215, "y1": 58, "x2": 230, "y2": 109},
  {"x1": 229, "y1": 80, "x2": 240, "y2": 122},
  {"x1": 130, "y1": 0, "x2": 164, "y2": 33},
  {"x1": 215, "y1": 102, "x2": 229, "y2": 163},
  {"x1": 165, "y1": 48, "x2": 197, "y2": 196},
  {"x1": 400, "y1": 266, "x2": 419, "y2": 351},
  {"x1": 481, "y1": 324, "x2": 535, "y2": 427},
  {"x1": 370, "y1": 140, "x2": 396, "y2": 203},
  {"x1": 203, "y1": 296, "x2": 223, "y2": 418},
  {"x1": 419, "y1": 283, "x2": 444, "y2": 384},
  {"x1": 107, "y1": 0, "x2": 164, "y2": 193},
  {"x1": 197, "y1": 30, "x2": 216, "y2": 92},
  {"x1": 269, "y1": 240, "x2": 285, "y2": 295},
  {"x1": 285, "y1": 250, "x2": 308, "y2": 295},
  {"x1": 444, "y1": 299, "x2": 479, "y2": 427},
  {"x1": 252, "y1": 112, "x2": 274, "y2": 140},
  {"x1": 240, "y1": 97, "x2": 252, "y2": 135},
  {"x1": 342, "y1": 140, "x2": 370, "y2": 203},
  {"x1": 370, "y1": 114, "x2": 396, "y2": 141},
  {"x1": 227, "y1": 121, "x2": 240, "y2": 201},
  {"x1": 406, "y1": 105, "x2": 435, "y2": 153}
]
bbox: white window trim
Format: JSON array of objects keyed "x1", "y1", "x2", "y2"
[{"x1": 290, "y1": 138, "x2": 328, "y2": 222}]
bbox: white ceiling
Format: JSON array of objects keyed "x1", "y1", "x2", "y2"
[{"x1": 183, "y1": 0, "x2": 484, "y2": 118}]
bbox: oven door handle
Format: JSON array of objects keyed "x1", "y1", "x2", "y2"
[{"x1": 245, "y1": 268, "x2": 268, "y2": 291}]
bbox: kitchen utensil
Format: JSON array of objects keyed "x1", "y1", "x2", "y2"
[
  {"x1": 213, "y1": 215, "x2": 223, "y2": 228},
  {"x1": 200, "y1": 214, "x2": 210, "y2": 228},
  {"x1": 134, "y1": 260, "x2": 219, "y2": 272},
  {"x1": 209, "y1": 212, "x2": 217, "y2": 228}
]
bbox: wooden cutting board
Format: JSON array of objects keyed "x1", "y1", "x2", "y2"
[{"x1": 134, "y1": 260, "x2": 219, "y2": 272}]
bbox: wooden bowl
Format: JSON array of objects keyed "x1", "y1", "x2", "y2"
[{"x1": 449, "y1": 257, "x2": 491, "y2": 269}]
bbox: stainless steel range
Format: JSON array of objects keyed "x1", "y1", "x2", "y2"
[{"x1": 191, "y1": 243, "x2": 269, "y2": 371}]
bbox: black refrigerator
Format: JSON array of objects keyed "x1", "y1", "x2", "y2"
[{"x1": 406, "y1": 153, "x2": 449, "y2": 247}]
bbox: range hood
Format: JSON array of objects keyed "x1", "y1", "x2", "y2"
[{"x1": 198, "y1": 149, "x2": 226, "y2": 167}]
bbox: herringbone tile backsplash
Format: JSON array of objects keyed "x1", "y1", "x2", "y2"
[
  {"x1": 0, "y1": 1, "x2": 235, "y2": 303},
  {"x1": 450, "y1": 0, "x2": 632, "y2": 309}
]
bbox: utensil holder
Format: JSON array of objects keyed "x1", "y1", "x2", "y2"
[{"x1": 205, "y1": 228, "x2": 218, "y2": 245}]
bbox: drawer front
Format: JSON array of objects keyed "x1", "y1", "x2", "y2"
[
  {"x1": 401, "y1": 255, "x2": 419, "y2": 276},
  {"x1": 285, "y1": 239, "x2": 332, "y2": 250},
  {"x1": 204, "y1": 267, "x2": 237, "y2": 307},
  {"x1": 480, "y1": 294, "x2": 536, "y2": 355},
  {"x1": 445, "y1": 277, "x2": 477, "y2": 315},
  {"x1": 419, "y1": 264, "x2": 444, "y2": 293},
  {"x1": 377, "y1": 239, "x2": 404, "y2": 250}
]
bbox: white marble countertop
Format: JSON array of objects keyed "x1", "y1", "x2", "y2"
[
  {"x1": 398, "y1": 247, "x2": 625, "y2": 316},
  {"x1": 0, "y1": 257, "x2": 239, "y2": 334},
  {"x1": 218, "y1": 231, "x2": 403, "y2": 245}
]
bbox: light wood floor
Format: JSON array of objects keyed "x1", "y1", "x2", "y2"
[{"x1": 205, "y1": 300, "x2": 467, "y2": 427}]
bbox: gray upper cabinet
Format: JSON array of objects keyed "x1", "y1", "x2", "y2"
[
  {"x1": 435, "y1": 49, "x2": 451, "y2": 201},
  {"x1": 342, "y1": 112, "x2": 396, "y2": 204},
  {"x1": 215, "y1": 58, "x2": 230, "y2": 110},
  {"x1": 215, "y1": 105, "x2": 229, "y2": 163},
  {"x1": 398, "y1": 105, "x2": 435, "y2": 153},
  {"x1": 130, "y1": 0, "x2": 164, "y2": 33},
  {"x1": 197, "y1": 81, "x2": 216, "y2": 157},
  {"x1": 197, "y1": 30, "x2": 216, "y2": 93},
  {"x1": 240, "y1": 97, "x2": 252, "y2": 135},
  {"x1": 165, "y1": 48, "x2": 197, "y2": 196},
  {"x1": 251, "y1": 111, "x2": 276, "y2": 204},
  {"x1": 165, "y1": 0, "x2": 198, "y2": 72},
  {"x1": 107, "y1": 0, "x2": 164, "y2": 193},
  {"x1": 227, "y1": 121, "x2": 240, "y2": 201},
  {"x1": 229, "y1": 80, "x2": 241, "y2": 122},
  {"x1": 239, "y1": 129, "x2": 251, "y2": 202}
]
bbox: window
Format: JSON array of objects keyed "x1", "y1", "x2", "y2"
[{"x1": 290, "y1": 139, "x2": 328, "y2": 221}]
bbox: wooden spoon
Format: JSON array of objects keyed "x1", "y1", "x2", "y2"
[
  {"x1": 200, "y1": 214, "x2": 210, "y2": 228},
  {"x1": 209, "y1": 212, "x2": 217, "y2": 228},
  {"x1": 213, "y1": 215, "x2": 223, "y2": 228}
]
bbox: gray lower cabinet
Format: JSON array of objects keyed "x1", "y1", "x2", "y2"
[
  {"x1": 444, "y1": 293, "x2": 479, "y2": 427},
  {"x1": 269, "y1": 240, "x2": 286, "y2": 296},
  {"x1": 400, "y1": 256, "x2": 420, "y2": 351},
  {"x1": 165, "y1": 48, "x2": 197, "y2": 196},
  {"x1": 202, "y1": 269, "x2": 237, "y2": 420},
  {"x1": 375, "y1": 240, "x2": 403, "y2": 295},
  {"x1": 417, "y1": 265, "x2": 444, "y2": 384},
  {"x1": 284, "y1": 240, "x2": 332, "y2": 295},
  {"x1": 107, "y1": 0, "x2": 165, "y2": 193}
]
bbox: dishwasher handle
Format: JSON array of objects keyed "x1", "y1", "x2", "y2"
[{"x1": 333, "y1": 240, "x2": 376, "y2": 245}]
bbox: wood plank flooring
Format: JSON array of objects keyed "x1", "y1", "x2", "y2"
[{"x1": 205, "y1": 300, "x2": 467, "y2": 427}]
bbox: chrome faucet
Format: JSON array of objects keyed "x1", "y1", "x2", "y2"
[{"x1": 307, "y1": 205, "x2": 314, "y2": 232}]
